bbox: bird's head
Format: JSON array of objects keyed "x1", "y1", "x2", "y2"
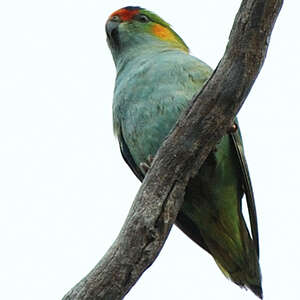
[{"x1": 106, "y1": 7, "x2": 189, "y2": 63}]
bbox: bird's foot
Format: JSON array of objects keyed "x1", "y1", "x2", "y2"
[
  {"x1": 227, "y1": 122, "x2": 238, "y2": 133},
  {"x1": 140, "y1": 154, "x2": 154, "y2": 174}
]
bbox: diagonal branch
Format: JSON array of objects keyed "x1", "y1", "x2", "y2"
[{"x1": 62, "y1": 0, "x2": 283, "y2": 299}]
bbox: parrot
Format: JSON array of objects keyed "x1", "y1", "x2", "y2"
[{"x1": 106, "y1": 6, "x2": 262, "y2": 298}]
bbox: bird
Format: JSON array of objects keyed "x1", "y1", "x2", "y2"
[{"x1": 106, "y1": 6, "x2": 262, "y2": 298}]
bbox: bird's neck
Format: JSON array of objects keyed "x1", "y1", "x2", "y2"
[
  {"x1": 110, "y1": 31, "x2": 188, "y2": 74},
  {"x1": 113, "y1": 45, "x2": 185, "y2": 74}
]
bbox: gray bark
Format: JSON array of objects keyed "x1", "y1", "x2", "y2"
[{"x1": 63, "y1": 0, "x2": 283, "y2": 299}]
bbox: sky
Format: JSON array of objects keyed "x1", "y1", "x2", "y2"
[{"x1": 0, "y1": 1, "x2": 299, "y2": 300}]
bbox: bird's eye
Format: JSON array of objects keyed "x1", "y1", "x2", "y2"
[
  {"x1": 135, "y1": 14, "x2": 150, "y2": 23},
  {"x1": 111, "y1": 15, "x2": 121, "y2": 22}
]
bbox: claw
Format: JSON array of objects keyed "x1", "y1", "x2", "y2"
[
  {"x1": 228, "y1": 122, "x2": 238, "y2": 133},
  {"x1": 140, "y1": 154, "x2": 154, "y2": 174}
]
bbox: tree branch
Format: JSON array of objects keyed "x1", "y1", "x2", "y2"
[{"x1": 63, "y1": 1, "x2": 283, "y2": 299}]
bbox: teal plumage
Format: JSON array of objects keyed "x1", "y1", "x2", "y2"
[
  {"x1": 113, "y1": 50, "x2": 211, "y2": 167},
  {"x1": 106, "y1": 6, "x2": 262, "y2": 298}
]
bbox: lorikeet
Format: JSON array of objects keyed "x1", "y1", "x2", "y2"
[{"x1": 106, "y1": 6, "x2": 262, "y2": 298}]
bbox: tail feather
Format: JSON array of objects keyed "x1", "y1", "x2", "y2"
[
  {"x1": 214, "y1": 256, "x2": 262, "y2": 298},
  {"x1": 213, "y1": 217, "x2": 262, "y2": 298},
  {"x1": 177, "y1": 198, "x2": 263, "y2": 298}
]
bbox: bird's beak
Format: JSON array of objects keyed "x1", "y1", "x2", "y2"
[{"x1": 106, "y1": 19, "x2": 120, "y2": 41}]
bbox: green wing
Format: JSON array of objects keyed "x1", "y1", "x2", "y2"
[{"x1": 230, "y1": 128, "x2": 259, "y2": 257}]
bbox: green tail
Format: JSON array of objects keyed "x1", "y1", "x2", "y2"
[{"x1": 175, "y1": 130, "x2": 262, "y2": 298}]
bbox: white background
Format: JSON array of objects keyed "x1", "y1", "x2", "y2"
[{"x1": 0, "y1": 1, "x2": 298, "y2": 300}]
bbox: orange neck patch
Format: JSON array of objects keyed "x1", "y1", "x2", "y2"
[
  {"x1": 151, "y1": 24, "x2": 178, "y2": 43},
  {"x1": 110, "y1": 8, "x2": 139, "y2": 21}
]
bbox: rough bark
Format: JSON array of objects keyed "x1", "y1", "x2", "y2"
[{"x1": 63, "y1": 0, "x2": 283, "y2": 299}]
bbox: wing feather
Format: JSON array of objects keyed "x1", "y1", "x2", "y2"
[
  {"x1": 119, "y1": 128, "x2": 144, "y2": 182},
  {"x1": 230, "y1": 128, "x2": 259, "y2": 257}
]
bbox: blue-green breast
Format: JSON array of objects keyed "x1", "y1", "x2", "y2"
[{"x1": 113, "y1": 49, "x2": 212, "y2": 169}]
